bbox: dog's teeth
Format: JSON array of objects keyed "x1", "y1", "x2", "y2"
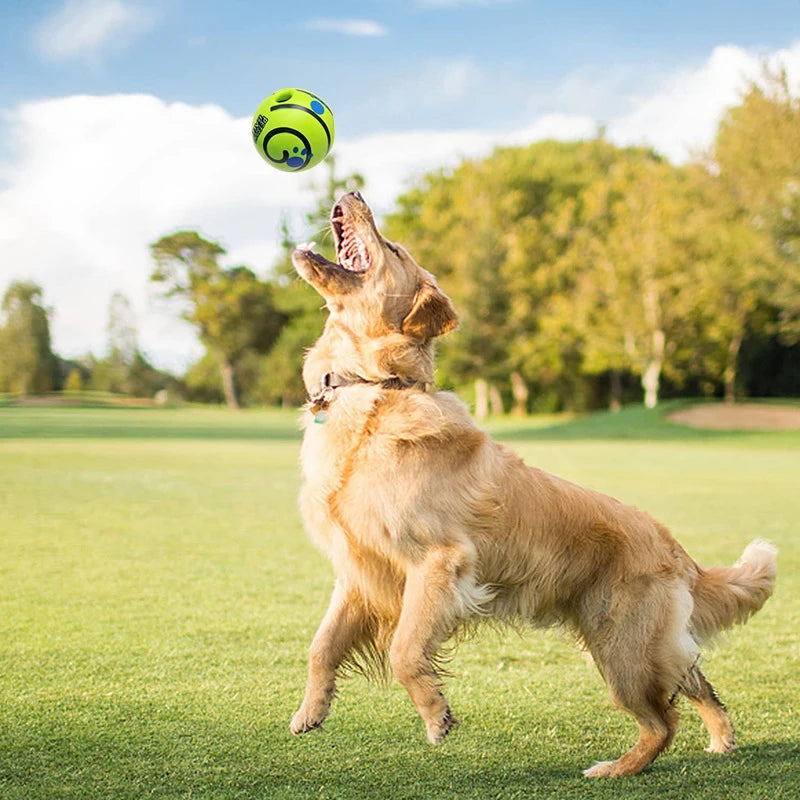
[{"x1": 297, "y1": 241, "x2": 316, "y2": 251}]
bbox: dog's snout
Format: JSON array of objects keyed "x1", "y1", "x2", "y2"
[{"x1": 350, "y1": 190, "x2": 364, "y2": 202}]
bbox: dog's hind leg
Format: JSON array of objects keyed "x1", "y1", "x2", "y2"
[
  {"x1": 290, "y1": 580, "x2": 374, "y2": 735},
  {"x1": 681, "y1": 667, "x2": 736, "y2": 754},
  {"x1": 390, "y1": 545, "x2": 482, "y2": 744},
  {"x1": 583, "y1": 583, "x2": 692, "y2": 777},
  {"x1": 583, "y1": 681, "x2": 680, "y2": 778}
]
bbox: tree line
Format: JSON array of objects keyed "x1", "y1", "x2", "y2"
[
  {"x1": 384, "y1": 68, "x2": 799, "y2": 413},
  {"x1": 2, "y1": 69, "x2": 798, "y2": 412},
  {"x1": 0, "y1": 284, "x2": 179, "y2": 400}
]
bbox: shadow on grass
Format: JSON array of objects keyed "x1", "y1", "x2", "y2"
[
  {"x1": 266, "y1": 740, "x2": 800, "y2": 800},
  {"x1": 5, "y1": 720, "x2": 796, "y2": 800}
]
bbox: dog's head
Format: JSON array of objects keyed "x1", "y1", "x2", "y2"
[{"x1": 292, "y1": 192, "x2": 458, "y2": 391}]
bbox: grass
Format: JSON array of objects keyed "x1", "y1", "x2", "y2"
[{"x1": 0, "y1": 404, "x2": 798, "y2": 800}]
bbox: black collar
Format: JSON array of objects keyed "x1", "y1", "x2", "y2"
[{"x1": 308, "y1": 372, "x2": 426, "y2": 414}]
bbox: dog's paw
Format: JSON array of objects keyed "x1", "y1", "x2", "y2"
[
  {"x1": 290, "y1": 701, "x2": 329, "y2": 735},
  {"x1": 705, "y1": 737, "x2": 737, "y2": 754},
  {"x1": 426, "y1": 706, "x2": 459, "y2": 745},
  {"x1": 583, "y1": 760, "x2": 617, "y2": 778}
]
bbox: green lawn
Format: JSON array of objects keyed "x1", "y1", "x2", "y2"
[{"x1": 1, "y1": 405, "x2": 798, "y2": 800}]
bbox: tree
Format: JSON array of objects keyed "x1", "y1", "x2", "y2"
[
  {"x1": 386, "y1": 138, "x2": 653, "y2": 413},
  {"x1": 107, "y1": 292, "x2": 137, "y2": 363},
  {"x1": 150, "y1": 232, "x2": 286, "y2": 408},
  {"x1": 500, "y1": 138, "x2": 652, "y2": 411},
  {"x1": 553, "y1": 157, "x2": 711, "y2": 408},
  {"x1": 710, "y1": 66, "x2": 800, "y2": 348},
  {"x1": 91, "y1": 292, "x2": 139, "y2": 394},
  {"x1": 65, "y1": 368, "x2": 83, "y2": 392},
  {"x1": 390, "y1": 158, "x2": 513, "y2": 415},
  {"x1": 0, "y1": 281, "x2": 57, "y2": 395},
  {"x1": 386, "y1": 155, "x2": 525, "y2": 415},
  {"x1": 682, "y1": 168, "x2": 775, "y2": 403}
]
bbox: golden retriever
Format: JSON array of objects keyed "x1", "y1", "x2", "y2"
[{"x1": 289, "y1": 191, "x2": 777, "y2": 777}]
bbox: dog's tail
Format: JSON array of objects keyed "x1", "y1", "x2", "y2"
[{"x1": 690, "y1": 539, "x2": 777, "y2": 643}]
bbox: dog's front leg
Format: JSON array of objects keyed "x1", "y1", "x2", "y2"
[
  {"x1": 390, "y1": 546, "x2": 474, "y2": 744},
  {"x1": 290, "y1": 579, "x2": 368, "y2": 735}
]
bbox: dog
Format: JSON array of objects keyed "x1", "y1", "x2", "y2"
[{"x1": 289, "y1": 191, "x2": 777, "y2": 777}]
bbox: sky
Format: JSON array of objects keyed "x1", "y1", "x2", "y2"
[{"x1": 1, "y1": 0, "x2": 799, "y2": 372}]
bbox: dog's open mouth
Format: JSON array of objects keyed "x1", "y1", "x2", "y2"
[
  {"x1": 293, "y1": 193, "x2": 375, "y2": 285},
  {"x1": 331, "y1": 204, "x2": 372, "y2": 273}
]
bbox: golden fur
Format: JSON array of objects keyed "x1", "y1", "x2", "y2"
[{"x1": 289, "y1": 191, "x2": 777, "y2": 777}]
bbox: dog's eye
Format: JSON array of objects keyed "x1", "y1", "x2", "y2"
[{"x1": 387, "y1": 242, "x2": 400, "y2": 256}]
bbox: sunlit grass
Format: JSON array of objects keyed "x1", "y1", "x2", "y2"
[{"x1": 0, "y1": 405, "x2": 798, "y2": 799}]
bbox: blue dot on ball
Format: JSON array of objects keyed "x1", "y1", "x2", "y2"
[
  {"x1": 310, "y1": 100, "x2": 325, "y2": 114},
  {"x1": 287, "y1": 156, "x2": 305, "y2": 168}
]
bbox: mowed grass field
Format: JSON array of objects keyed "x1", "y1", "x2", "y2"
[{"x1": 1, "y1": 404, "x2": 798, "y2": 800}]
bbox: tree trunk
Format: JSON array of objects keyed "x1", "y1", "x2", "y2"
[
  {"x1": 510, "y1": 371, "x2": 529, "y2": 416},
  {"x1": 642, "y1": 361, "x2": 661, "y2": 409},
  {"x1": 220, "y1": 359, "x2": 239, "y2": 409},
  {"x1": 609, "y1": 369, "x2": 622, "y2": 413},
  {"x1": 489, "y1": 384, "x2": 504, "y2": 416},
  {"x1": 724, "y1": 332, "x2": 742, "y2": 405},
  {"x1": 475, "y1": 378, "x2": 488, "y2": 420},
  {"x1": 641, "y1": 330, "x2": 665, "y2": 409}
]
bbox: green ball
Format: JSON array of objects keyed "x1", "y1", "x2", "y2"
[{"x1": 251, "y1": 88, "x2": 335, "y2": 172}]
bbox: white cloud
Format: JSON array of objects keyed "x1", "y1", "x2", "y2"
[
  {"x1": 0, "y1": 95, "x2": 313, "y2": 370},
  {"x1": 608, "y1": 42, "x2": 800, "y2": 163},
  {"x1": 34, "y1": 0, "x2": 157, "y2": 62},
  {"x1": 304, "y1": 18, "x2": 388, "y2": 37},
  {"x1": 2, "y1": 41, "x2": 799, "y2": 372}
]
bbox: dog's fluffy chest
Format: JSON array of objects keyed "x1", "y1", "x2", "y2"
[
  {"x1": 300, "y1": 387, "x2": 380, "y2": 492},
  {"x1": 300, "y1": 416, "x2": 343, "y2": 494},
  {"x1": 298, "y1": 389, "x2": 414, "y2": 584}
]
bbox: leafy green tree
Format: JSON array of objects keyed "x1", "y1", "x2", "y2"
[
  {"x1": 125, "y1": 352, "x2": 177, "y2": 399},
  {"x1": 388, "y1": 156, "x2": 512, "y2": 414},
  {"x1": 65, "y1": 368, "x2": 83, "y2": 392},
  {"x1": 0, "y1": 281, "x2": 57, "y2": 395},
  {"x1": 553, "y1": 156, "x2": 714, "y2": 408},
  {"x1": 711, "y1": 66, "x2": 800, "y2": 346},
  {"x1": 183, "y1": 352, "x2": 225, "y2": 404},
  {"x1": 386, "y1": 138, "x2": 651, "y2": 412},
  {"x1": 150, "y1": 232, "x2": 286, "y2": 408},
  {"x1": 499, "y1": 138, "x2": 652, "y2": 411},
  {"x1": 683, "y1": 168, "x2": 775, "y2": 402}
]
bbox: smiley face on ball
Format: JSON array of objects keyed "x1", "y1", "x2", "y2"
[{"x1": 251, "y1": 88, "x2": 335, "y2": 172}]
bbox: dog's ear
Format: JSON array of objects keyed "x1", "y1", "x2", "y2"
[{"x1": 401, "y1": 280, "x2": 459, "y2": 341}]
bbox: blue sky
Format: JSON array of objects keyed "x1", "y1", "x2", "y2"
[
  {"x1": 4, "y1": 1, "x2": 799, "y2": 132},
  {"x1": 1, "y1": 0, "x2": 799, "y2": 369}
]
